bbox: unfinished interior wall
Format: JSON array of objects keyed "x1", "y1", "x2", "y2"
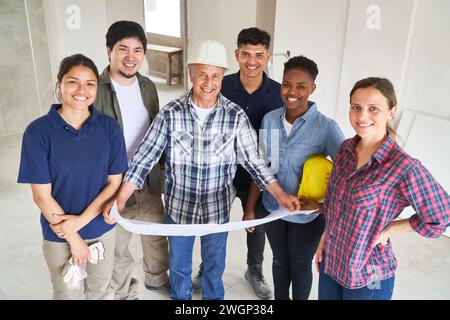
[{"x1": 0, "y1": 0, "x2": 52, "y2": 137}]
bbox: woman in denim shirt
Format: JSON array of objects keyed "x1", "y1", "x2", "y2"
[{"x1": 245, "y1": 56, "x2": 344, "y2": 300}]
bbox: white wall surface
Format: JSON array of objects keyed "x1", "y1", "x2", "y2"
[
  {"x1": 272, "y1": 0, "x2": 349, "y2": 120},
  {"x1": 105, "y1": 0, "x2": 145, "y2": 28},
  {"x1": 272, "y1": 0, "x2": 450, "y2": 138},
  {"x1": 399, "y1": 0, "x2": 450, "y2": 119},
  {"x1": 256, "y1": 0, "x2": 277, "y2": 50},
  {"x1": 335, "y1": 0, "x2": 415, "y2": 137},
  {"x1": 186, "y1": 0, "x2": 258, "y2": 74},
  {"x1": 43, "y1": 0, "x2": 146, "y2": 85},
  {"x1": 43, "y1": 0, "x2": 109, "y2": 84}
]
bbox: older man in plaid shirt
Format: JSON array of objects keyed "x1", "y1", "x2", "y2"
[{"x1": 105, "y1": 40, "x2": 300, "y2": 300}]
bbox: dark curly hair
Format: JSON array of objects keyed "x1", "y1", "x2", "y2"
[
  {"x1": 283, "y1": 55, "x2": 318, "y2": 81},
  {"x1": 237, "y1": 27, "x2": 271, "y2": 49}
]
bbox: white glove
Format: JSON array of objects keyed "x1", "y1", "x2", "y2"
[
  {"x1": 88, "y1": 241, "x2": 105, "y2": 264},
  {"x1": 61, "y1": 241, "x2": 105, "y2": 289},
  {"x1": 62, "y1": 259, "x2": 87, "y2": 290}
]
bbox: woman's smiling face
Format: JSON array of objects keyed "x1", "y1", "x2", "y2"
[
  {"x1": 281, "y1": 68, "x2": 316, "y2": 115},
  {"x1": 59, "y1": 65, "x2": 98, "y2": 111},
  {"x1": 349, "y1": 87, "x2": 396, "y2": 140}
]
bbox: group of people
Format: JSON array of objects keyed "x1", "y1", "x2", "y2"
[{"x1": 17, "y1": 20, "x2": 449, "y2": 301}]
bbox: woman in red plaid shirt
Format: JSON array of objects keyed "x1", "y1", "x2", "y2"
[{"x1": 316, "y1": 77, "x2": 450, "y2": 300}]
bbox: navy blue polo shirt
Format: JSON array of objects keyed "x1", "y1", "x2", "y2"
[
  {"x1": 18, "y1": 104, "x2": 128, "y2": 242},
  {"x1": 221, "y1": 71, "x2": 282, "y2": 188}
]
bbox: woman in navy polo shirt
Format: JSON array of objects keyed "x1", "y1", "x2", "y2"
[{"x1": 18, "y1": 54, "x2": 128, "y2": 299}]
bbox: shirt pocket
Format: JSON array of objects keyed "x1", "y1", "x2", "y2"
[
  {"x1": 287, "y1": 143, "x2": 322, "y2": 167},
  {"x1": 214, "y1": 132, "x2": 235, "y2": 163},
  {"x1": 352, "y1": 184, "x2": 381, "y2": 209},
  {"x1": 350, "y1": 183, "x2": 382, "y2": 227},
  {"x1": 171, "y1": 131, "x2": 193, "y2": 158}
]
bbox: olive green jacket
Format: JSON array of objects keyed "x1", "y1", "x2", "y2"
[{"x1": 95, "y1": 67, "x2": 164, "y2": 204}]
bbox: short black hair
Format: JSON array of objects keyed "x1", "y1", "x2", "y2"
[
  {"x1": 106, "y1": 20, "x2": 147, "y2": 50},
  {"x1": 237, "y1": 27, "x2": 271, "y2": 49},
  {"x1": 283, "y1": 55, "x2": 319, "y2": 81},
  {"x1": 57, "y1": 53, "x2": 99, "y2": 83}
]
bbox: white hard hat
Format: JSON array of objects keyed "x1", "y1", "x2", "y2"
[{"x1": 187, "y1": 40, "x2": 229, "y2": 70}]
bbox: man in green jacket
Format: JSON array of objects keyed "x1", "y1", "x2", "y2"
[{"x1": 95, "y1": 20, "x2": 169, "y2": 300}]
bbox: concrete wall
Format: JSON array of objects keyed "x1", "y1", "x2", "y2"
[
  {"x1": 105, "y1": 0, "x2": 144, "y2": 27},
  {"x1": 0, "y1": 0, "x2": 148, "y2": 136},
  {"x1": 0, "y1": 0, "x2": 53, "y2": 137},
  {"x1": 256, "y1": 0, "x2": 277, "y2": 51}
]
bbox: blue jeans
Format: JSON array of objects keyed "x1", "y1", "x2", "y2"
[
  {"x1": 167, "y1": 215, "x2": 228, "y2": 300},
  {"x1": 318, "y1": 259, "x2": 395, "y2": 300}
]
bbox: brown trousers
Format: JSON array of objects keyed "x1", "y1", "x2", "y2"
[
  {"x1": 42, "y1": 228, "x2": 116, "y2": 300},
  {"x1": 110, "y1": 184, "x2": 169, "y2": 300}
]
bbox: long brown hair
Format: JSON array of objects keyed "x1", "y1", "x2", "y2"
[{"x1": 350, "y1": 77, "x2": 397, "y2": 137}]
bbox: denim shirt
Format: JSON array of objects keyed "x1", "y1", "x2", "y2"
[{"x1": 261, "y1": 102, "x2": 345, "y2": 223}]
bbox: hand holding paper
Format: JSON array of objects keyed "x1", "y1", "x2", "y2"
[
  {"x1": 102, "y1": 201, "x2": 116, "y2": 225},
  {"x1": 109, "y1": 201, "x2": 316, "y2": 237}
]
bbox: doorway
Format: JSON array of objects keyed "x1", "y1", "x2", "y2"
[{"x1": 143, "y1": 0, "x2": 187, "y2": 98}]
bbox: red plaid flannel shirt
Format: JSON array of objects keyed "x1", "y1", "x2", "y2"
[{"x1": 323, "y1": 136, "x2": 450, "y2": 288}]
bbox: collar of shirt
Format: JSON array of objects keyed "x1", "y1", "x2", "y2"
[
  {"x1": 48, "y1": 103, "x2": 100, "y2": 130},
  {"x1": 173, "y1": 90, "x2": 232, "y2": 127},
  {"x1": 344, "y1": 134, "x2": 397, "y2": 167},
  {"x1": 99, "y1": 66, "x2": 148, "y2": 92},
  {"x1": 277, "y1": 101, "x2": 318, "y2": 130},
  {"x1": 231, "y1": 70, "x2": 272, "y2": 95},
  {"x1": 110, "y1": 75, "x2": 138, "y2": 89},
  {"x1": 184, "y1": 89, "x2": 226, "y2": 111}
]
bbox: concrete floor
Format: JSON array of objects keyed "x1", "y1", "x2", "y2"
[{"x1": 1, "y1": 75, "x2": 449, "y2": 300}]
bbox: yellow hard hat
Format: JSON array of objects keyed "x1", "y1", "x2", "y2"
[{"x1": 297, "y1": 154, "x2": 333, "y2": 202}]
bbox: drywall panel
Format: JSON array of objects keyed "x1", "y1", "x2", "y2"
[
  {"x1": 399, "y1": 0, "x2": 450, "y2": 120},
  {"x1": 272, "y1": 0, "x2": 349, "y2": 119},
  {"x1": 335, "y1": 0, "x2": 415, "y2": 138}
]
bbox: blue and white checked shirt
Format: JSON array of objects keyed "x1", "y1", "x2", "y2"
[{"x1": 124, "y1": 91, "x2": 276, "y2": 224}]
